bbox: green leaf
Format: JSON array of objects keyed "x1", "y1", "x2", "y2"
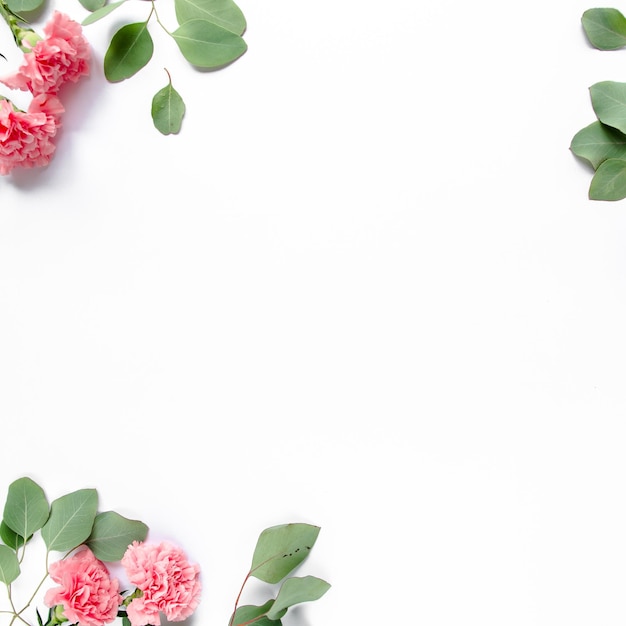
[
  {"x1": 250, "y1": 524, "x2": 320, "y2": 584},
  {"x1": 3, "y1": 477, "x2": 49, "y2": 539},
  {"x1": 82, "y1": 1, "x2": 128, "y2": 26},
  {"x1": 79, "y1": 0, "x2": 106, "y2": 11},
  {"x1": 590, "y1": 81, "x2": 626, "y2": 134},
  {"x1": 231, "y1": 601, "x2": 283, "y2": 626},
  {"x1": 152, "y1": 75, "x2": 186, "y2": 135},
  {"x1": 0, "y1": 522, "x2": 31, "y2": 550},
  {"x1": 175, "y1": 0, "x2": 246, "y2": 35},
  {"x1": 171, "y1": 19, "x2": 247, "y2": 68},
  {"x1": 6, "y1": 0, "x2": 44, "y2": 13},
  {"x1": 0, "y1": 545, "x2": 19, "y2": 584},
  {"x1": 104, "y1": 22, "x2": 154, "y2": 82},
  {"x1": 267, "y1": 576, "x2": 331, "y2": 620},
  {"x1": 582, "y1": 8, "x2": 626, "y2": 50},
  {"x1": 86, "y1": 511, "x2": 148, "y2": 562},
  {"x1": 41, "y1": 489, "x2": 98, "y2": 552},
  {"x1": 570, "y1": 120, "x2": 626, "y2": 169},
  {"x1": 589, "y1": 158, "x2": 626, "y2": 200}
]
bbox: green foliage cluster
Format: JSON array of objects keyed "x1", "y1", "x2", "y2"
[
  {"x1": 5, "y1": 0, "x2": 247, "y2": 134},
  {"x1": 571, "y1": 8, "x2": 626, "y2": 200},
  {"x1": 229, "y1": 523, "x2": 331, "y2": 626}
]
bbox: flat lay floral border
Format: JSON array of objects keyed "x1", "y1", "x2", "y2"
[
  {"x1": 0, "y1": 477, "x2": 330, "y2": 626},
  {"x1": 0, "y1": 0, "x2": 247, "y2": 174}
]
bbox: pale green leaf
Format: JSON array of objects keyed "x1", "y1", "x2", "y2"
[
  {"x1": 152, "y1": 76, "x2": 186, "y2": 135},
  {"x1": 251, "y1": 524, "x2": 320, "y2": 584},
  {"x1": 104, "y1": 22, "x2": 154, "y2": 82},
  {"x1": 82, "y1": 0, "x2": 127, "y2": 25},
  {"x1": 79, "y1": 0, "x2": 106, "y2": 11},
  {"x1": 3, "y1": 477, "x2": 49, "y2": 539},
  {"x1": 171, "y1": 19, "x2": 247, "y2": 68},
  {"x1": 0, "y1": 545, "x2": 19, "y2": 584},
  {"x1": 86, "y1": 511, "x2": 148, "y2": 562},
  {"x1": 41, "y1": 489, "x2": 98, "y2": 552},
  {"x1": 590, "y1": 81, "x2": 626, "y2": 134},
  {"x1": 175, "y1": 0, "x2": 246, "y2": 35},
  {"x1": 589, "y1": 158, "x2": 626, "y2": 200},
  {"x1": 570, "y1": 120, "x2": 626, "y2": 169},
  {"x1": 267, "y1": 576, "x2": 331, "y2": 620},
  {"x1": 582, "y1": 8, "x2": 626, "y2": 50},
  {"x1": 6, "y1": 0, "x2": 43, "y2": 13},
  {"x1": 231, "y1": 600, "x2": 283, "y2": 626}
]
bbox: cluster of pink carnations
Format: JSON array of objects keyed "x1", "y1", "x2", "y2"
[
  {"x1": 44, "y1": 541, "x2": 201, "y2": 626},
  {"x1": 0, "y1": 10, "x2": 90, "y2": 175}
]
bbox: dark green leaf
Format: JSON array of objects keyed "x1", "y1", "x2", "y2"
[
  {"x1": 152, "y1": 76, "x2": 186, "y2": 135},
  {"x1": 250, "y1": 524, "x2": 320, "y2": 584},
  {"x1": 0, "y1": 545, "x2": 19, "y2": 584},
  {"x1": 175, "y1": 0, "x2": 246, "y2": 35},
  {"x1": 41, "y1": 489, "x2": 98, "y2": 552},
  {"x1": 104, "y1": 22, "x2": 154, "y2": 82},
  {"x1": 582, "y1": 8, "x2": 626, "y2": 50},
  {"x1": 590, "y1": 81, "x2": 626, "y2": 134},
  {"x1": 82, "y1": 1, "x2": 127, "y2": 26},
  {"x1": 267, "y1": 576, "x2": 331, "y2": 620},
  {"x1": 3, "y1": 477, "x2": 49, "y2": 539},
  {"x1": 0, "y1": 521, "x2": 30, "y2": 550},
  {"x1": 171, "y1": 19, "x2": 247, "y2": 68},
  {"x1": 86, "y1": 511, "x2": 148, "y2": 561},
  {"x1": 570, "y1": 120, "x2": 626, "y2": 169},
  {"x1": 589, "y1": 158, "x2": 626, "y2": 200},
  {"x1": 232, "y1": 600, "x2": 283, "y2": 626}
]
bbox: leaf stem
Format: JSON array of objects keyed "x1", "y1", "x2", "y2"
[{"x1": 228, "y1": 570, "x2": 251, "y2": 626}]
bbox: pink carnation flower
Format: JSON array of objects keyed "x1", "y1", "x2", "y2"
[
  {"x1": 121, "y1": 541, "x2": 202, "y2": 626},
  {"x1": 1, "y1": 11, "x2": 90, "y2": 95},
  {"x1": 44, "y1": 547, "x2": 122, "y2": 626},
  {"x1": 0, "y1": 93, "x2": 63, "y2": 175}
]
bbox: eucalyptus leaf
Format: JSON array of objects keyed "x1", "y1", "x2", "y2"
[
  {"x1": 3, "y1": 477, "x2": 49, "y2": 539},
  {"x1": 570, "y1": 120, "x2": 626, "y2": 169},
  {"x1": 41, "y1": 489, "x2": 98, "y2": 552},
  {"x1": 0, "y1": 521, "x2": 30, "y2": 550},
  {"x1": 588, "y1": 158, "x2": 626, "y2": 200},
  {"x1": 267, "y1": 576, "x2": 331, "y2": 620},
  {"x1": 171, "y1": 19, "x2": 247, "y2": 68},
  {"x1": 231, "y1": 600, "x2": 283, "y2": 626},
  {"x1": 82, "y1": 0, "x2": 127, "y2": 25},
  {"x1": 152, "y1": 77, "x2": 186, "y2": 135},
  {"x1": 6, "y1": 0, "x2": 44, "y2": 14},
  {"x1": 250, "y1": 524, "x2": 320, "y2": 584},
  {"x1": 86, "y1": 511, "x2": 148, "y2": 561},
  {"x1": 582, "y1": 8, "x2": 626, "y2": 50},
  {"x1": 175, "y1": 0, "x2": 246, "y2": 35},
  {"x1": 0, "y1": 545, "x2": 19, "y2": 584},
  {"x1": 79, "y1": 0, "x2": 106, "y2": 11},
  {"x1": 590, "y1": 81, "x2": 626, "y2": 134},
  {"x1": 104, "y1": 22, "x2": 154, "y2": 82}
]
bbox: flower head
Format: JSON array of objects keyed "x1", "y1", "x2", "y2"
[
  {"x1": 44, "y1": 547, "x2": 122, "y2": 626},
  {"x1": 0, "y1": 93, "x2": 63, "y2": 175},
  {"x1": 1, "y1": 11, "x2": 90, "y2": 95},
  {"x1": 121, "y1": 541, "x2": 201, "y2": 626}
]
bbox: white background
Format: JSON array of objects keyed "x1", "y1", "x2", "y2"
[{"x1": 2, "y1": 0, "x2": 626, "y2": 625}]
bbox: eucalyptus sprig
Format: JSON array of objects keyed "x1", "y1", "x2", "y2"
[
  {"x1": 571, "y1": 7, "x2": 626, "y2": 200},
  {"x1": 4, "y1": 0, "x2": 248, "y2": 134}
]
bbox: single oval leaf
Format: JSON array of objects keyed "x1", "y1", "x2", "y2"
[
  {"x1": 0, "y1": 521, "x2": 31, "y2": 550},
  {"x1": 86, "y1": 511, "x2": 148, "y2": 562},
  {"x1": 582, "y1": 8, "x2": 626, "y2": 50},
  {"x1": 79, "y1": 0, "x2": 106, "y2": 11},
  {"x1": 6, "y1": 0, "x2": 44, "y2": 13},
  {"x1": 590, "y1": 81, "x2": 626, "y2": 135},
  {"x1": 41, "y1": 489, "x2": 98, "y2": 552},
  {"x1": 152, "y1": 78, "x2": 186, "y2": 135},
  {"x1": 82, "y1": 1, "x2": 128, "y2": 26},
  {"x1": 0, "y1": 545, "x2": 20, "y2": 584},
  {"x1": 104, "y1": 22, "x2": 154, "y2": 82},
  {"x1": 251, "y1": 524, "x2": 320, "y2": 584},
  {"x1": 175, "y1": 0, "x2": 246, "y2": 35},
  {"x1": 570, "y1": 120, "x2": 626, "y2": 169},
  {"x1": 3, "y1": 477, "x2": 49, "y2": 539},
  {"x1": 267, "y1": 576, "x2": 331, "y2": 620},
  {"x1": 171, "y1": 19, "x2": 247, "y2": 68},
  {"x1": 589, "y1": 158, "x2": 626, "y2": 200}
]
